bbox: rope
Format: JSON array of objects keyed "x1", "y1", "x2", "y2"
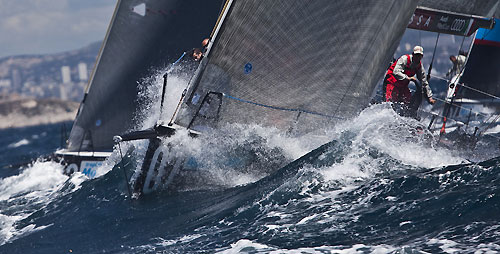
[
  {"x1": 431, "y1": 96, "x2": 492, "y2": 119},
  {"x1": 457, "y1": 83, "x2": 500, "y2": 101},
  {"x1": 430, "y1": 76, "x2": 500, "y2": 102},
  {"x1": 117, "y1": 142, "x2": 132, "y2": 198},
  {"x1": 427, "y1": 33, "x2": 440, "y2": 80},
  {"x1": 418, "y1": 109, "x2": 500, "y2": 142},
  {"x1": 417, "y1": 97, "x2": 500, "y2": 138},
  {"x1": 166, "y1": 51, "x2": 187, "y2": 74},
  {"x1": 479, "y1": 114, "x2": 500, "y2": 136},
  {"x1": 168, "y1": 89, "x2": 187, "y2": 125},
  {"x1": 222, "y1": 94, "x2": 344, "y2": 120},
  {"x1": 372, "y1": 92, "x2": 500, "y2": 140},
  {"x1": 158, "y1": 51, "x2": 190, "y2": 125}
]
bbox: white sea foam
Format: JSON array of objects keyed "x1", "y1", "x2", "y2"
[
  {"x1": 426, "y1": 238, "x2": 500, "y2": 253},
  {"x1": 136, "y1": 66, "x2": 193, "y2": 130},
  {"x1": 7, "y1": 139, "x2": 30, "y2": 148},
  {"x1": 0, "y1": 161, "x2": 83, "y2": 245},
  {"x1": 216, "y1": 239, "x2": 399, "y2": 254},
  {"x1": 128, "y1": 64, "x2": 469, "y2": 195},
  {"x1": 232, "y1": 104, "x2": 473, "y2": 237},
  {"x1": 0, "y1": 161, "x2": 67, "y2": 201},
  {"x1": 336, "y1": 103, "x2": 466, "y2": 168}
]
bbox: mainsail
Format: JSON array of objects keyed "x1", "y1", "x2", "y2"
[
  {"x1": 66, "y1": 0, "x2": 223, "y2": 152},
  {"x1": 174, "y1": 0, "x2": 418, "y2": 134}
]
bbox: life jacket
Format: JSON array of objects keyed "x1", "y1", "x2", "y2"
[{"x1": 385, "y1": 54, "x2": 421, "y2": 87}]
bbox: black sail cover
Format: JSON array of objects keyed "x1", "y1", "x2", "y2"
[
  {"x1": 174, "y1": 0, "x2": 418, "y2": 134},
  {"x1": 67, "y1": 0, "x2": 223, "y2": 152}
]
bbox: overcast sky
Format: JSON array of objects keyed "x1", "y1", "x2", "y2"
[{"x1": 0, "y1": 0, "x2": 117, "y2": 58}]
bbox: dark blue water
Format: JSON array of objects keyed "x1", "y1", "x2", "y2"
[
  {"x1": 0, "y1": 122, "x2": 70, "y2": 177},
  {"x1": 1, "y1": 108, "x2": 500, "y2": 253}
]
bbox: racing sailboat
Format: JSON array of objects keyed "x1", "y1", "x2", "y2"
[
  {"x1": 119, "y1": 0, "x2": 421, "y2": 196},
  {"x1": 406, "y1": 2, "x2": 500, "y2": 149},
  {"x1": 54, "y1": 0, "x2": 223, "y2": 176},
  {"x1": 433, "y1": 16, "x2": 500, "y2": 148}
]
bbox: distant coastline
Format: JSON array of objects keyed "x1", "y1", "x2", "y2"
[
  {"x1": 0, "y1": 41, "x2": 100, "y2": 129},
  {"x1": 0, "y1": 95, "x2": 78, "y2": 129}
]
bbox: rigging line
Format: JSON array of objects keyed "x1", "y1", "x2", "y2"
[
  {"x1": 168, "y1": 89, "x2": 187, "y2": 125},
  {"x1": 372, "y1": 91, "x2": 495, "y2": 123},
  {"x1": 430, "y1": 67, "x2": 499, "y2": 100},
  {"x1": 368, "y1": 96, "x2": 500, "y2": 140},
  {"x1": 334, "y1": 0, "x2": 401, "y2": 116},
  {"x1": 432, "y1": 96, "x2": 492, "y2": 119},
  {"x1": 169, "y1": 52, "x2": 186, "y2": 71},
  {"x1": 455, "y1": 30, "x2": 476, "y2": 78},
  {"x1": 159, "y1": 51, "x2": 188, "y2": 123},
  {"x1": 419, "y1": 30, "x2": 422, "y2": 46},
  {"x1": 431, "y1": 75, "x2": 450, "y2": 82},
  {"x1": 117, "y1": 142, "x2": 132, "y2": 198},
  {"x1": 457, "y1": 83, "x2": 500, "y2": 101},
  {"x1": 427, "y1": 33, "x2": 440, "y2": 80},
  {"x1": 417, "y1": 108, "x2": 500, "y2": 141},
  {"x1": 480, "y1": 114, "x2": 500, "y2": 136},
  {"x1": 419, "y1": 99, "x2": 500, "y2": 138},
  {"x1": 222, "y1": 93, "x2": 344, "y2": 119},
  {"x1": 458, "y1": 34, "x2": 467, "y2": 54}
]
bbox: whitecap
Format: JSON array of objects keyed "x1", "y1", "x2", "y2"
[{"x1": 7, "y1": 139, "x2": 30, "y2": 148}]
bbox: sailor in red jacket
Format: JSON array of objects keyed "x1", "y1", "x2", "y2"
[{"x1": 384, "y1": 46, "x2": 436, "y2": 105}]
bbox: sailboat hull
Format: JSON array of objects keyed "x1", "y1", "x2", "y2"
[{"x1": 54, "y1": 151, "x2": 111, "y2": 178}]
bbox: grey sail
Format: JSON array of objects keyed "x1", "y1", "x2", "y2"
[
  {"x1": 174, "y1": 0, "x2": 418, "y2": 134},
  {"x1": 66, "y1": 0, "x2": 223, "y2": 152},
  {"x1": 418, "y1": 0, "x2": 500, "y2": 16}
]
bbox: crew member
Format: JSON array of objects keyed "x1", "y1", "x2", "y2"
[
  {"x1": 445, "y1": 51, "x2": 467, "y2": 78},
  {"x1": 384, "y1": 46, "x2": 436, "y2": 105},
  {"x1": 190, "y1": 38, "x2": 210, "y2": 61}
]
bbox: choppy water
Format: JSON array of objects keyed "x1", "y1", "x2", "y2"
[
  {"x1": 0, "y1": 103, "x2": 499, "y2": 253},
  {"x1": 0, "y1": 68, "x2": 499, "y2": 253}
]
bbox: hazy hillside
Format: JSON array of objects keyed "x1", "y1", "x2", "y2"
[
  {"x1": 0, "y1": 94, "x2": 78, "y2": 129},
  {"x1": 0, "y1": 41, "x2": 101, "y2": 101},
  {"x1": 0, "y1": 41, "x2": 101, "y2": 129}
]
